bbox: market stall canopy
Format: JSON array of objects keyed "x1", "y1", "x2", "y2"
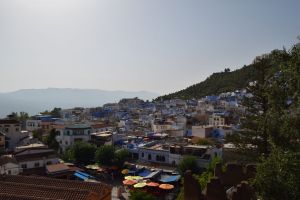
[
  {"x1": 123, "y1": 179, "x2": 137, "y2": 185},
  {"x1": 144, "y1": 170, "x2": 162, "y2": 179},
  {"x1": 138, "y1": 169, "x2": 151, "y2": 177},
  {"x1": 159, "y1": 184, "x2": 174, "y2": 190},
  {"x1": 146, "y1": 182, "x2": 159, "y2": 187},
  {"x1": 124, "y1": 176, "x2": 143, "y2": 180},
  {"x1": 159, "y1": 175, "x2": 181, "y2": 183},
  {"x1": 134, "y1": 182, "x2": 147, "y2": 188}
]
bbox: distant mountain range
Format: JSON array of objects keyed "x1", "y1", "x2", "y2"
[{"x1": 0, "y1": 88, "x2": 159, "y2": 117}]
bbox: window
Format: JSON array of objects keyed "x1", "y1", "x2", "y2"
[
  {"x1": 21, "y1": 164, "x2": 27, "y2": 169},
  {"x1": 148, "y1": 154, "x2": 152, "y2": 160},
  {"x1": 65, "y1": 141, "x2": 68, "y2": 145},
  {"x1": 46, "y1": 161, "x2": 52, "y2": 165},
  {"x1": 34, "y1": 162, "x2": 40, "y2": 167},
  {"x1": 141, "y1": 153, "x2": 144, "y2": 158},
  {"x1": 156, "y1": 155, "x2": 166, "y2": 162},
  {"x1": 7, "y1": 170, "x2": 11, "y2": 175}
]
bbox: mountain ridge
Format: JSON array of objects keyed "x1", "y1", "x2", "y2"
[
  {"x1": 0, "y1": 88, "x2": 159, "y2": 117},
  {"x1": 156, "y1": 48, "x2": 291, "y2": 101},
  {"x1": 155, "y1": 64, "x2": 259, "y2": 100}
]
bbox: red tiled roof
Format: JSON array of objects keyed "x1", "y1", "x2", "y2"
[
  {"x1": 0, "y1": 119, "x2": 20, "y2": 124},
  {"x1": 0, "y1": 181, "x2": 91, "y2": 200},
  {"x1": 0, "y1": 193, "x2": 58, "y2": 200},
  {"x1": 46, "y1": 163, "x2": 70, "y2": 174},
  {"x1": 0, "y1": 175, "x2": 112, "y2": 200},
  {"x1": 15, "y1": 152, "x2": 58, "y2": 162}
]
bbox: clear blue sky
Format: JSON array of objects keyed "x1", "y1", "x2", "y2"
[{"x1": 0, "y1": 0, "x2": 299, "y2": 94}]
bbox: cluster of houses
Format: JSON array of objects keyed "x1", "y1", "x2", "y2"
[{"x1": 0, "y1": 90, "x2": 247, "y2": 179}]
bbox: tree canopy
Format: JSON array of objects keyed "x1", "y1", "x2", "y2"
[
  {"x1": 254, "y1": 148, "x2": 300, "y2": 200},
  {"x1": 129, "y1": 190, "x2": 156, "y2": 200},
  {"x1": 63, "y1": 142, "x2": 96, "y2": 165},
  {"x1": 43, "y1": 129, "x2": 59, "y2": 151},
  {"x1": 225, "y1": 42, "x2": 300, "y2": 199},
  {"x1": 178, "y1": 155, "x2": 199, "y2": 175},
  {"x1": 114, "y1": 149, "x2": 130, "y2": 168},
  {"x1": 95, "y1": 145, "x2": 115, "y2": 166},
  {"x1": 156, "y1": 61, "x2": 263, "y2": 100}
]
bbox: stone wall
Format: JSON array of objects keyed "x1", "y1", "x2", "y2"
[{"x1": 183, "y1": 163, "x2": 256, "y2": 200}]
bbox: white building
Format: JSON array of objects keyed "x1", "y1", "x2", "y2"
[
  {"x1": 56, "y1": 124, "x2": 92, "y2": 152},
  {"x1": 192, "y1": 126, "x2": 214, "y2": 138},
  {"x1": 169, "y1": 144, "x2": 222, "y2": 168},
  {"x1": 25, "y1": 119, "x2": 42, "y2": 131},
  {"x1": 0, "y1": 155, "x2": 22, "y2": 175},
  {"x1": 138, "y1": 142, "x2": 170, "y2": 165},
  {"x1": 197, "y1": 101, "x2": 214, "y2": 113},
  {"x1": 136, "y1": 142, "x2": 222, "y2": 169},
  {"x1": 0, "y1": 119, "x2": 29, "y2": 151},
  {"x1": 14, "y1": 143, "x2": 59, "y2": 172},
  {"x1": 209, "y1": 114, "x2": 226, "y2": 126},
  {"x1": 152, "y1": 121, "x2": 173, "y2": 133}
]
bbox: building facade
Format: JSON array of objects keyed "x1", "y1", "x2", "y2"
[{"x1": 56, "y1": 124, "x2": 92, "y2": 152}]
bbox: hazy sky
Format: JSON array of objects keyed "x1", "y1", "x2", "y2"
[{"x1": 0, "y1": 0, "x2": 299, "y2": 95}]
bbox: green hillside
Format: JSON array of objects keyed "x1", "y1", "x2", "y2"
[
  {"x1": 156, "y1": 49, "x2": 288, "y2": 100},
  {"x1": 156, "y1": 65, "x2": 258, "y2": 100}
]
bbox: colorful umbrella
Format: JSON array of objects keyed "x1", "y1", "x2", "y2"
[
  {"x1": 159, "y1": 184, "x2": 174, "y2": 190},
  {"x1": 125, "y1": 175, "x2": 143, "y2": 180},
  {"x1": 121, "y1": 169, "x2": 129, "y2": 175},
  {"x1": 146, "y1": 182, "x2": 159, "y2": 187},
  {"x1": 123, "y1": 179, "x2": 137, "y2": 185},
  {"x1": 124, "y1": 176, "x2": 135, "y2": 180},
  {"x1": 133, "y1": 182, "x2": 147, "y2": 188},
  {"x1": 132, "y1": 176, "x2": 143, "y2": 180}
]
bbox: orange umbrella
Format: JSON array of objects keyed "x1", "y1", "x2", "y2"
[
  {"x1": 159, "y1": 184, "x2": 174, "y2": 190},
  {"x1": 123, "y1": 179, "x2": 137, "y2": 185},
  {"x1": 147, "y1": 182, "x2": 159, "y2": 187}
]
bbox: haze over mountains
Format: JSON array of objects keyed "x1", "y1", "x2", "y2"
[{"x1": 0, "y1": 88, "x2": 159, "y2": 117}]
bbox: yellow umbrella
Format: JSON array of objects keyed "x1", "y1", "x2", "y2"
[
  {"x1": 133, "y1": 182, "x2": 147, "y2": 188},
  {"x1": 124, "y1": 176, "x2": 135, "y2": 180},
  {"x1": 131, "y1": 176, "x2": 143, "y2": 180},
  {"x1": 122, "y1": 169, "x2": 129, "y2": 175}
]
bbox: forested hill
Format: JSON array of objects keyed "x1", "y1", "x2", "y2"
[
  {"x1": 156, "y1": 65, "x2": 258, "y2": 100},
  {"x1": 156, "y1": 48, "x2": 289, "y2": 101}
]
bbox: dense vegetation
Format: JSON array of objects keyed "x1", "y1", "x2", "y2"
[
  {"x1": 171, "y1": 41, "x2": 300, "y2": 200},
  {"x1": 95, "y1": 145, "x2": 130, "y2": 167},
  {"x1": 227, "y1": 42, "x2": 300, "y2": 199},
  {"x1": 62, "y1": 142, "x2": 96, "y2": 165},
  {"x1": 129, "y1": 190, "x2": 156, "y2": 200},
  {"x1": 156, "y1": 52, "x2": 284, "y2": 100},
  {"x1": 62, "y1": 143, "x2": 130, "y2": 167}
]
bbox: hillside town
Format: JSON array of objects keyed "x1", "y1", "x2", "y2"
[
  {"x1": 1, "y1": 1, "x2": 300, "y2": 199},
  {"x1": 0, "y1": 89, "x2": 256, "y2": 200}
]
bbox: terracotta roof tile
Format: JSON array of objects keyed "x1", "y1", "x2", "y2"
[
  {"x1": 46, "y1": 163, "x2": 70, "y2": 174},
  {"x1": 0, "y1": 175, "x2": 112, "y2": 200}
]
